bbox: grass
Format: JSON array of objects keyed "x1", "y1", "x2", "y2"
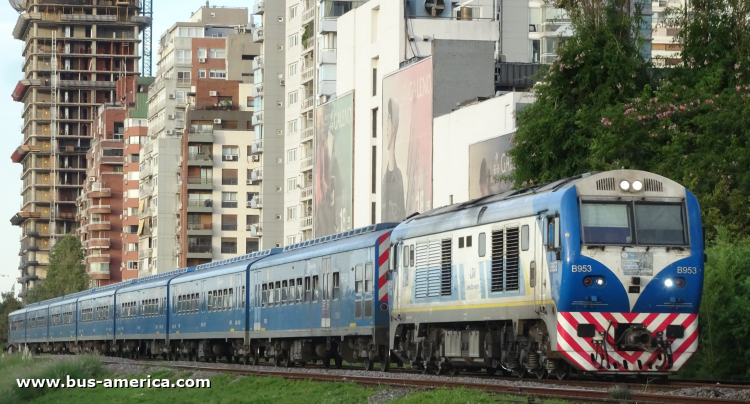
[{"x1": 0, "y1": 354, "x2": 588, "y2": 404}]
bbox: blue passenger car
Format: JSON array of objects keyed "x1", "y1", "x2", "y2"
[
  {"x1": 25, "y1": 303, "x2": 50, "y2": 346},
  {"x1": 114, "y1": 268, "x2": 194, "y2": 358},
  {"x1": 169, "y1": 251, "x2": 279, "y2": 362},
  {"x1": 7, "y1": 307, "x2": 28, "y2": 351},
  {"x1": 249, "y1": 224, "x2": 396, "y2": 370},
  {"x1": 48, "y1": 296, "x2": 76, "y2": 353},
  {"x1": 76, "y1": 281, "x2": 134, "y2": 353}
]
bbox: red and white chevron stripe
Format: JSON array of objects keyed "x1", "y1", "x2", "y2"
[
  {"x1": 377, "y1": 232, "x2": 391, "y2": 302},
  {"x1": 556, "y1": 312, "x2": 699, "y2": 372}
]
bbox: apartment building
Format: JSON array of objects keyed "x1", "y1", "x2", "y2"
[
  {"x1": 139, "y1": 5, "x2": 250, "y2": 276},
  {"x1": 76, "y1": 76, "x2": 151, "y2": 287},
  {"x1": 9, "y1": 0, "x2": 148, "y2": 299},
  {"x1": 651, "y1": 0, "x2": 684, "y2": 66},
  {"x1": 177, "y1": 35, "x2": 263, "y2": 267},
  {"x1": 250, "y1": 1, "x2": 286, "y2": 249}
]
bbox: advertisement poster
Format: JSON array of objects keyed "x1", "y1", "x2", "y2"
[
  {"x1": 468, "y1": 134, "x2": 515, "y2": 199},
  {"x1": 381, "y1": 58, "x2": 433, "y2": 222},
  {"x1": 314, "y1": 92, "x2": 354, "y2": 237}
]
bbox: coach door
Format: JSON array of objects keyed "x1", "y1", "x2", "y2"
[
  {"x1": 200, "y1": 280, "x2": 207, "y2": 330},
  {"x1": 252, "y1": 272, "x2": 261, "y2": 331},
  {"x1": 321, "y1": 257, "x2": 331, "y2": 328},
  {"x1": 234, "y1": 274, "x2": 243, "y2": 330}
]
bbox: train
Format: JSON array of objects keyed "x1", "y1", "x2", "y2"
[{"x1": 7, "y1": 170, "x2": 704, "y2": 379}]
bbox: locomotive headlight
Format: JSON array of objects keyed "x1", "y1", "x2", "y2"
[
  {"x1": 664, "y1": 278, "x2": 674, "y2": 288},
  {"x1": 619, "y1": 180, "x2": 631, "y2": 191},
  {"x1": 595, "y1": 278, "x2": 604, "y2": 286},
  {"x1": 632, "y1": 180, "x2": 643, "y2": 191}
]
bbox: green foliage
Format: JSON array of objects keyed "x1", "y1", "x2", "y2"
[
  {"x1": 508, "y1": 0, "x2": 650, "y2": 186},
  {"x1": 24, "y1": 234, "x2": 89, "y2": 304},
  {"x1": 0, "y1": 291, "x2": 22, "y2": 344},
  {"x1": 678, "y1": 229, "x2": 750, "y2": 380}
]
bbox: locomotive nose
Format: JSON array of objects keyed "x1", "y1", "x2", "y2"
[{"x1": 620, "y1": 324, "x2": 653, "y2": 350}]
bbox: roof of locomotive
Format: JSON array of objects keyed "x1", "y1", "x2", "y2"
[{"x1": 252, "y1": 223, "x2": 398, "y2": 270}]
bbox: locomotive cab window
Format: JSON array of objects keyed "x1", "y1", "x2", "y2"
[
  {"x1": 634, "y1": 203, "x2": 687, "y2": 245},
  {"x1": 478, "y1": 233, "x2": 486, "y2": 257},
  {"x1": 581, "y1": 201, "x2": 687, "y2": 246}
]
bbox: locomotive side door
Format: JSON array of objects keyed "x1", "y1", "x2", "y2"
[
  {"x1": 532, "y1": 219, "x2": 544, "y2": 314},
  {"x1": 321, "y1": 257, "x2": 331, "y2": 328}
]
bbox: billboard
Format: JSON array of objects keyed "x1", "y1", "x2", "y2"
[
  {"x1": 381, "y1": 58, "x2": 433, "y2": 222},
  {"x1": 314, "y1": 92, "x2": 354, "y2": 237},
  {"x1": 468, "y1": 134, "x2": 514, "y2": 200}
]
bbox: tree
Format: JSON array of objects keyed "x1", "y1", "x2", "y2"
[
  {"x1": 508, "y1": 0, "x2": 651, "y2": 186},
  {"x1": 0, "y1": 288, "x2": 22, "y2": 344},
  {"x1": 24, "y1": 234, "x2": 89, "y2": 304}
]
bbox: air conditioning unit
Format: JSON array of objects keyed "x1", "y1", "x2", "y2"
[
  {"x1": 279, "y1": 79, "x2": 285, "y2": 86},
  {"x1": 307, "y1": 173, "x2": 313, "y2": 180},
  {"x1": 88, "y1": 176, "x2": 96, "y2": 182},
  {"x1": 251, "y1": 155, "x2": 260, "y2": 162},
  {"x1": 213, "y1": 118, "x2": 222, "y2": 124},
  {"x1": 199, "y1": 58, "x2": 206, "y2": 63},
  {"x1": 277, "y1": 101, "x2": 283, "y2": 107},
  {"x1": 168, "y1": 94, "x2": 175, "y2": 99},
  {"x1": 276, "y1": 129, "x2": 283, "y2": 136},
  {"x1": 167, "y1": 114, "x2": 175, "y2": 120},
  {"x1": 209, "y1": 91, "x2": 218, "y2": 97},
  {"x1": 166, "y1": 130, "x2": 174, "y2": 135}
]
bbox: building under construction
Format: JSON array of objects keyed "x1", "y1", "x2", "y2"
[{"x1": 9, "y1": 0, "x2": 149, "y2": 300}]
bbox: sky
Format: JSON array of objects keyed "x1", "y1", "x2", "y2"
[{"x1": 0, "y1": 0, "x2": 254, "y2": 297}]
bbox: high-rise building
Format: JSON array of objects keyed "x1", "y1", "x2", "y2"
[
  {"x1": 9, "y1": 0, "x2": 148, "y2": 299},
  {"x1": 76, "y1": 76, "x2": 152, "y2": 287},
  {"x1": 249, "y1": 1, "x2": 286, "y2": 249},
  {"x1": 139, "y1": 5, "x2": 252, "y2": 276}
]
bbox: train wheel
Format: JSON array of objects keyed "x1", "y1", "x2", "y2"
[
  {"x1": 534, "y1": 368, "x2": 546, "y2": 380},
  {"x1": 282, "y1": 353, "x2": 292, "y2": 368},
  {"x1": 363, "y1": 357, "x2": 373, "y2": 371},
  {"x1": 514, "y1": 368, "x2": 527, "y2": 378},
  {"x1": 554, "y1": 363, "x2": 571, "y2": 380},
  {"x1": 274, "y1": 355, "x2": 281, "y2": 367},
  {"x1": 380, "y1": 351, "x2": 390, "y2": 373},
  {"x1": 335, "y1": 357, "x2": 343, "y2": 369}
]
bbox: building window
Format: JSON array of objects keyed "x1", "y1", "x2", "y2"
[
  {"x1": 287, "y1": 206, "x2": 297, "y2": 220},
  {"x1": 127, "y1": 243, "x2": 138, "y2": 252},
  {"x1": 222, "y1": 146, "x2": 239, "y2": 161},
  {"x1": 287, "y1": 148, "x2": 297, "y2": 163},
  {"x1": 177, "y1": 71, "x2": 191, "y2": 85},
  {"x1": 175, "y1": 91, "x2": 186, "y2": 103},
  {"x1": 209, "y1": 69, "x2": 227, "y2": 79},
  {"x1": 176, "y1": 49, "x2": 190, "y2": 64},
  {"x1": 289, "y1": 4, "x2": 298, "y2": 18},
  {"x1": 287, "y1": 119, "x2": 298, "y2": 134},
  {"x1": 198, "y1": 69, "x2": 206, "y2": 78},
  {"x1": 287, "y1": 177, "x2": 297, "y2": 192},
  {"x1": 209, "y1": 48, "x2": 226, "y2": 59},
  {"x1": 221, "y1": 238, "x2": 237, "y2": 254},
  {"x1": 222, "y1": 192, "x2": 238, "y2": 208},
  {"x1": 288, "y1": 62, "x2": 298, "y2": 77},
  {"x1": 372, "y1": 67, "x2": 378, "y2": 96},
  {"x1": 288, "y1": 91, "x2": 298, "y2": 105},
  {"x1": 197, "y1": 48, "x2": 207, "y2": 59},
  {"x1": 287, "y1": 236, "x2": 296, "y2": 246},
  {"x1": 288, "y1": 33, "x2": 299, "y2": 48}
]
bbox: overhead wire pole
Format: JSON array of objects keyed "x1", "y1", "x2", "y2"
[{"x1": 141, "y1": 0, "x2": 153, "y2": 76}]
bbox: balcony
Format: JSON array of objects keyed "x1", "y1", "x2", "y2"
[
  {"x1": 250, "y1": 224, "x2": 263, "y2": 237},
  {"x1": 300, "y1": 126, "x2": 314, "y2": 142},
  {"x1": 251, "y1": 139, "x2": 264, "y2": 154},
  {"x1": 300, "y1": 186, "x2": 313, "y2": 200},
  {"x1": 301, "y1": 96, "x2": 315, "y2": 111},
  {"x1": 301, "y1": 65, "x2": 315, "y2": 84},
  {"x1": 187, "y1": 199, "x2": 213, "y2": 213},
  {"x1": 222, "y1": 154, "x2": 239, "y2": 162},
  {"x1": 253, "y1": 28, "x2": 264, "y2": 43},
  {"x1": 252, "y1": 84, "x2": 264, "y2": 98},
  {"x1": 319, "y1": 80, "x2": 336, "y2": 97},
  {"x1": 300, "y1": 215, "x2": 313, "y2": 229},
  {"x1": 252, "y1": 57, "x2": 264, "y2": 70},
  {"x1": 86, "y1": 254, "x2": 110, "y2": 264},
  {"x1": 88, "y1": 205, "x2": 111, "y2": 214},
  {"x1": 221, "y1": 224, "x2": 238, "y2": 231},
  {"x1": 319, "y1": 49, "x2": 337, "y2": 65},
  {"x1": 302, "y1": 6, "x2": 315, "y2": 23},
  {"x1": 222, "y1": 177, "x2": 239, "y2": 185},
  {"x1": 138, "y1": 248, "x2": 152, "y2": 259},
  {"x1": 221, "y1": 200, "x2": 238, "y2": 209},
  {"x1": 187, "y1": 223, "x2": 212, "y2": 235},
  {"x1": 188, "y1": 153, "x2": 213, "y2": 166},
  {"x1": 253, "y1": 1, "x2": 265, "y2": 14},
  {"x1": 87, "y1": 186, "x2": 111, "y2": 198},
  {"x1": 300, "y1": 156, "x2": 313, "y2": 170},
  {"x1": 187, "y1": 245, "x2": 212, "y2": 258},
  {"x1": 252, "y1": 112, "x2": 264, "y2": 126},
  {"x1": 319, "y1": 18, "x2": 337, "y2": 34},
  {"x1": 250, "y1": 169, "x2": 263, "y2": 182},
  {"x1": 302, "y1": 38, "x2": 314, "y2": 55},
  {"x1": 86, "y1": 238, "x2": 110, "y2": 248},
  {"x1": 188, "y1": 127, "x2": 214, "y2": 143},
  {"x1": 187, "y1": 176, "x2": 213, "y2": 190},
  {"x1": 250, "y1": 196, "x2": 263, "y2": 209},
  {"x1": 88, "y1": 221, "x2": 111, "y2": 231},
  {"x1": 87, "y1": 264, "x2": 110, "y2": 280}
]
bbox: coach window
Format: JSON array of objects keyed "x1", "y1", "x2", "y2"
[
  {"x1": 323, "y1": 272, "x2": 329, "y2": 300},
  {"x1": 458, "y1": 237, "x2": 464, "y2": 248},
  {"x1": 466, "y1": 236, "x2": 472, "y2": 247},
  {"x1": 288, "y1": 279, "x2": 295, "y2": 304},
  {"x1": 261, "y1": 284, "x2": 268, "y2": 307},
  {"x1": 478, "y1": 233, "x2": 486, "y2": 257},
  {"x1": 282, "y1": 280, "x2": 288, "y2": 305},
  {"x1": 229, "y1": 288, "x2": 234, "y2": 309},
  {"x1": 304, "y1": 277, "x2": 311, "y2": 302},
  {"x1": 312, "y1": 276, "x2": 320, "y2": 302},
  {"x1": 274, "y1": 282, "x2": 281, "y2": 306},
  {"x1": 521, "y1": 225, "x2": 530, "y2": 251},
  {"x1": 355, "y1": 265, "x2": 363, "y2": 293},
  {"x1": 365, "y1": 263, "x2": 374, "y2": 293},
  {"x1": 333, "y1": 272, "x2": 340, "y2": 300},
  {"x1": 410, "y1": 245, "x2": 415, "y2": 266},
  {"x1": 241, "y1": 287, "x2": 246, "y2": 309},
  {"x1": 269, "y1": 283, "x2": 275, "y2": 306},
  {"x1": 297, "y1": 278, "x2": 304, "y2": 303}
]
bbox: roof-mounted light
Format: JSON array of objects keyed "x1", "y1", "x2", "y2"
[{"x1": 619, "y1": 180, "x2": 630, "y2": 191}]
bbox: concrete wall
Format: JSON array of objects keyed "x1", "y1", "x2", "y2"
[{"x1": 226, "y1": 34, "x2": 260, "y2": 83}]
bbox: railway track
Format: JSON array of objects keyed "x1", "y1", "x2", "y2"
[{"x1": 99, "y1": 358, "x2": 750, "y2": 404}]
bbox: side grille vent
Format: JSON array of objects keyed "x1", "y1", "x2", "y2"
[
  {"x1": 644, "y1": 178, "x2": 664, "y2": 192},
  {"x1": 596, "y1": 177, "x2": 616, "y2": 191}
]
